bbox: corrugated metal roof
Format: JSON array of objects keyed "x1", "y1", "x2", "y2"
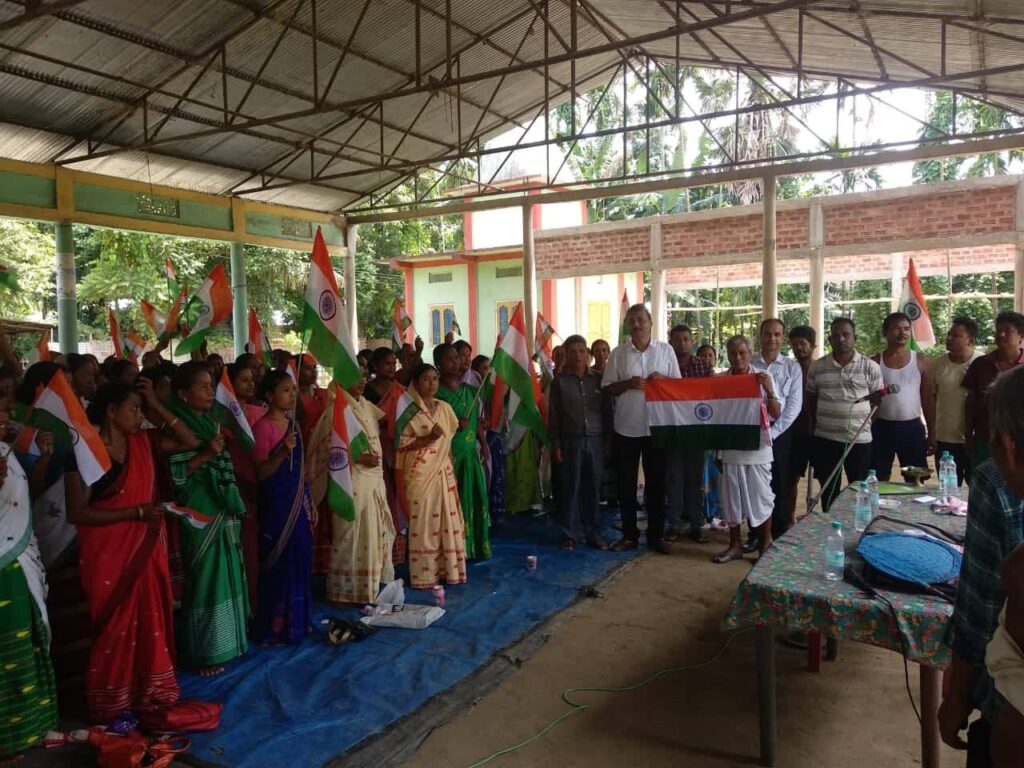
[{"x1": 0, "y1": 0, "x2": 1020, "y2": 214}]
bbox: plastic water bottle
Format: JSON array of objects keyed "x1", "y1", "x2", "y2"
[
  {"x1": 866, "y1": 469, "x2": 880, "y2": 518},
  {"x1": 939, "y1": 452, "x2": 958, "y2": 503},
  {"x1": 824, "y1": 521, "x2": 845, "y2": 582},
  {"x1": 854, "y1": 481, "x2": 872, "y2": 532}
]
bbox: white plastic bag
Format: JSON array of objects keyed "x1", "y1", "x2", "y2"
[{"x1": 360, "y1": 579, "x2": 445, "y2": 630}]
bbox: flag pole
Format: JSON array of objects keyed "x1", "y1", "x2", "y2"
[{"x1": 461, "y1": 369, "x2": 493, "y2": 421}]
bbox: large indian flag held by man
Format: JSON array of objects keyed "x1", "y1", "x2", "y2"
[
  {"x1": 646, "y1": 375, "x2": 762, "y2": 451},
  {"x1": 302, "y1": 227, "x2": 361, "y2": 388}
]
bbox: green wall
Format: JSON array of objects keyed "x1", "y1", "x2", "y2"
[
  {"x1": 475, "y1": 259, "x2": 525, "y2": 351},
  {"x1": 245, "y1": 211, "x2": 344, "y2": 247},
  {"x1": 413, "y1": 264, "x2": 469, "y2": 350},
  {"x1": 74, "y1": 182, "x2": 233, "y2": 231},
  {"x1": 0, "y1": 171, "x2": 56, "y2": 209}
]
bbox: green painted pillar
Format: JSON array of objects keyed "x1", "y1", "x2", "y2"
[
  {"x1": 229, "y1": 241, "x2": 248, "y2": 358},
  {"x1": 54, "y1": 221, "x2": 77, "y2": 354}
]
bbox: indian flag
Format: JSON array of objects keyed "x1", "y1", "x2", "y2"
[
  {"x1": 246, "y1": 308, "x2": 273, "y2": 367},
  {"x1": 161, "y1": 502, "x2": 214, "y2": 530},
  {"x1": 301, "y1": 227, "x2": 360, "y2": 388},
  {"x1": 534, "y1": 313, "x2": 556, "y2": 382},
  {"x1": 491, "y1": 302, "x2": 547, "y2": 442},
  {"x1": 327, "y1": 397, "x2": 370, "y2": 521},
  {"x1": 164, "y1": 258, "x2": 180, "y2": 297},
  {"x1": 391, "y1": 299, "x2": 413, "y2": 351},
  {"x1": 899, "y1": 258, "x2": 935, "y2": 350},
  {"x1": 213, "y1": 368, "x2": 254, "y2": 449},
  {"x1": 177, "y1": 263, "x2": 232, "y2": 355},
  {"x1": 108, "y1": 309, "x2": 145, "y2": 362},
  {"x1": 384, "y1": 387, "x2": 419, "y2": 448},
  {"x1": 141, "y1": 291, "x2": 185, "y2": 340},
  {"x1": 646, "y1": 375, "x2": 763, "y2": 451},
  {"x1": 619, "y1": 289, "x2": 630, "y2": 344},
  {"x1": 33, "y1": 370, "x2": 112, "y2": 485}
]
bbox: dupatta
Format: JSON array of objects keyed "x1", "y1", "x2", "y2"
[{"x1": 396, "y1": 385, "x2": 457, "y2": 496}]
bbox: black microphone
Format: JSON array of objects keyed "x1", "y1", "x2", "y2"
[{"x1": 853, "y1": 383, "x2": 900, "y2": 404}]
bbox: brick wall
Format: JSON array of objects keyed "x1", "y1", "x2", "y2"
[
  {"x1": 532, "y1": 178, "x2": 1018, "y2": 282},
  {"x1": 665, "y1": 244, "x2": 1017, "y2": 289},
  {"x1": 535, "y1": 227, "x2": 649, "y2": 272},
  {"x1": 824, "y1": 186, "x2": 1016, "y2": 247}
]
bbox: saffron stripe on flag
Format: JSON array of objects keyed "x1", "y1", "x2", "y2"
[{"x1": 644, "y1": 375, "x2": 760, "y2": 402}]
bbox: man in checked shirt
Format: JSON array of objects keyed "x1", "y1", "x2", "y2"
[{"x1": 940, "y1": 365, "x2": 1024, "y2": 766}]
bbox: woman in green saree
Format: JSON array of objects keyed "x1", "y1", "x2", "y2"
[
  {"x1": 1, "y1": 438, "x2": 57, "y2": 761},
  {"x1": 433, "y1": 344, "x2": 491, "y2": 560},
  {"x1": 165, "y1": 362, "x2": 250, "y2": 676}
]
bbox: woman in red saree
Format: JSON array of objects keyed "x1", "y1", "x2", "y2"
[{"x1": 67, "y1": 380, "x2": 200, "y2": 723}]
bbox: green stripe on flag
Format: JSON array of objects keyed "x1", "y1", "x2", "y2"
[
  {"x1": 650, "y1": 424, "x2": 760, "y2": 451},
  {"x1": 492, "y1": 347, "x2": 547, "y2": 443},
  {"x1": 327, "y1": 479, "x2": 355, "y2": 521},
  {"x1": 175, "y1": 327, "x2": 209, "y2": 355},
  {"x1": 301, "y1": 305, "x2": 361, "y2": 388},
  {"x1": 350, "y1": 431, "x2": 370, "y2": 462}
]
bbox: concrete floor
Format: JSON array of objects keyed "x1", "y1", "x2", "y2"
[{"x1": 401, "y1": 526, "x2": 962, "y2": 768}]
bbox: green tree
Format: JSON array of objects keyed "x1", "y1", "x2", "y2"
[
  {"x1": 0, "y1": 219, "x2": 55, "y2": 319},
  {"x1": 913, "y1": 92, "x2": 1023, "y2": 183}
]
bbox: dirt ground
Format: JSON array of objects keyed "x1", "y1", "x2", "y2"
[{"x1": 401, "y1": 526, "x2": 962, "y2": 768}]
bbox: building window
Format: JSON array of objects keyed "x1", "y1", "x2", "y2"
[
  {"x1": 496, "y1": 301, "x2": 518, "y2": 337},
  {"x1": 495, "y1": 265, "x2": 523, "y2": 279},
  {"x1": 429, "y1": 303, "x2": 455, "y2": 346},
  {"x1": 428, "y1": 271, "x2": 453, "y2": 284}
]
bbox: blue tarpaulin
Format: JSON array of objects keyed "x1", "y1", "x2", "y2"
[{"x1": 178, "y1": 514, "x2": 637, "y2": 768}]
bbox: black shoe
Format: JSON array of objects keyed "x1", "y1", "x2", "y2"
[{"x1": 742, "y1": 537, "x2": 760, "y2": 553}]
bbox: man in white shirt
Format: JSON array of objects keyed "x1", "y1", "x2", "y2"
[
  {"x1": 749, "y1": 319, "x2": 804, "y2": 547},
  {"x1": 601, "y1": 305, "x2": 681, "y2": 554},
  {"x1": 930, "y1": 316, "x2": 982, "y2": 486}
]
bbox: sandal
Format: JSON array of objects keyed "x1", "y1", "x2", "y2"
[
  {"x1": 560, "y1": 537, "x2": 576, "y2": 551},
  {"x1": 712, "y1": 550, "x2": 744, "y2": 564},
  {"x1": 588, "y1": 536, "x2": 609, "y2": 551},
  {"x1": 610, "y1": 537, "x2": 637, "y2": 552}
]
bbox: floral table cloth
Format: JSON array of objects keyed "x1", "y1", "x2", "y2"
[{"x1": 723, "y1": 485, "x2": 968, "y2": 666}]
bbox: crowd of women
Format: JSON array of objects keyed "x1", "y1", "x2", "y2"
[{"x1": 1, "y1": 333, "x2": 560, "y2": 762}]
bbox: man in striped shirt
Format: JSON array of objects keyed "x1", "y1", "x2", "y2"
[{"x1": 806, "y1": 317, "x2": 884, "y2": 511}]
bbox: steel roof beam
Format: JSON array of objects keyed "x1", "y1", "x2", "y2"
[
  {"x1": 218, "y1": 0, "x2": 524, "y2": 133},
  {"x1": 0, "y1": 0, "x2": 88, "y2": 31},
  {"x1": 44, "y1": 7, "x2": 457, "y2": 153},
  {"x1": 66, "y1": 0, "x2": 820, "y2": 163},
  {"x1": 296, "y1": 60, "x2": 1024, "y2": 194},
  {"x1": 344, "y1": 130, "x2": 1024, "y2": 222}
]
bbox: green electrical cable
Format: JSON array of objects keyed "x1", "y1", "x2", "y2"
[{"x1": 465, "y1": 628, "x2": 753, "y2": 768}]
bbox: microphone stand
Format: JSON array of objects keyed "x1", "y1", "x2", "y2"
[{"x1": 806, "y1": 403, "x2": 880, "y2": 516}]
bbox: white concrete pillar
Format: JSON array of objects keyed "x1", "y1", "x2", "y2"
[
  {"x1": 344, "y1": 225, "x2": 359, "y2": 348},
  {"x1": 55, "y1": 221, "x2": 77, "y2": 354},
  {"x1": 762, "y1": 175, "x2": 778, "y2": 319},
  {"x1": 808, "y1": 200, "x2": 825, "y2": 355},
  {"x1": 229, "y1": 242, "x2": 247, "y2": 358},
  {"x1": 522, "y1": 204, "x2": 537, "y2": 334},
  {"x1": 890, "y1": 252, "x2": 904, "y2": 312},
  {"x1": 650, "y1": 216, "x2": 666, "y2": 340}
]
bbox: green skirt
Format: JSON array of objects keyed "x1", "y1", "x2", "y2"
[
  {"x1": 505, "y1": 435, "x2": 541, "y2": 515},
  {"x1": 0, "y1": 560, "x2": 58, "y2": 757},
  {"x1": 451, "y1": 430, "x2": 491, "y2": 560}
]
